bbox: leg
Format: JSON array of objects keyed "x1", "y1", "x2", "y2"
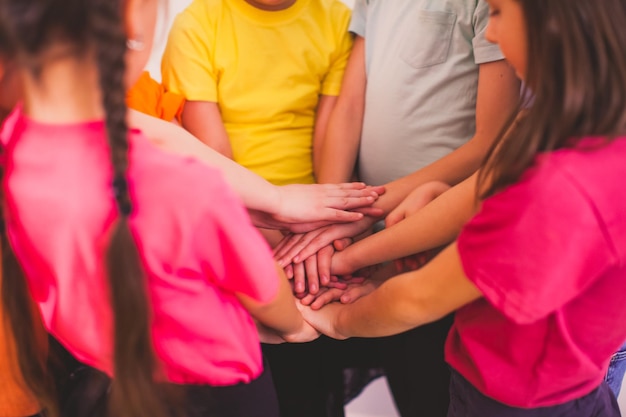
[{"x1": 382, "y1": 314, "x2": 454, "y2": 417}]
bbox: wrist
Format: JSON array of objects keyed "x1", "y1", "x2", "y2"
[{"x1": 333, "y1": 306, "x2": 350, "y2": 340}]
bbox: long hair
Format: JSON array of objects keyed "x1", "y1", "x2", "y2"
[
  {"x1": 479, "y1": 0, "x2": 626, "y2": 197},
  {"x1": 0, "y1": 1, "x2": 168, "y2": 417}
]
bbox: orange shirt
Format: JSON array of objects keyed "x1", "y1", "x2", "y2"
[{"x1": 126, "y1": 71, "x2": 186, "y2": 123}]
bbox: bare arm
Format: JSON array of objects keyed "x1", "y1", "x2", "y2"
[
  {"x1": 312, "y1": 94, "x2": 338, "y2": 179},
  {"x1": 334, "y1": 174, "x2": 479, "y2": 276},
  {"x1": 181, "y1": 100, "x2": 234, "y2": 159},
  {"x1": 316, "y1": 36, "x2": 367, "y2": 184},
  {"x1": 238, "y1": 263, "x2": 318, "y2": 343},
  {"x1": 301, "y1": 242, "x2": 482, "y2": 339},
  {"x1": 274, "y1": 60, "x2": 519, "y2": 262},
  {"x1": 372, "y1": 59, "x2": 520, "y2": 214},
  {"x1": 129, "y1": 110, "x2": 381, "y2": 230}
]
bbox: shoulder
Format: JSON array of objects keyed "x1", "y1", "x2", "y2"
[
  {"x1": 310, "y1": 0, "x2": 351, "y2": 21},
  {"x1": 173, "y1": 0, "x2": 223, "y2": 31}
]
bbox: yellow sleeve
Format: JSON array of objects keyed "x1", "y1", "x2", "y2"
[
  {"x1": 161, "y1": 1, "x2": 218, "y2": 102},
  {"x1": 320, "y1": 3, "x2": 354, "y2": 96}
]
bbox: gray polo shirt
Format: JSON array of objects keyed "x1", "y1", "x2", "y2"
[{"x1": 351, "y1": 0, "x2": 504, "y2": 185}]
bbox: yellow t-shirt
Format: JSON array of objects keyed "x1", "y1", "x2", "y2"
[{"x1": 162, "y1": 0, "x2": 353, "y2": 185}]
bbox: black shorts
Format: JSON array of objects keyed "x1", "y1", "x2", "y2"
[{"x1": 61, "y1": 360, "x2": 279, "y2": 417}]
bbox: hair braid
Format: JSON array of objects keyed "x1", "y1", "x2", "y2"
[
  {"x1": 0, "y1": 147, "x2": 58, "y2": 417},
  {"x1": 90, "y1": 1, "x2": 168, "y2": 417}
]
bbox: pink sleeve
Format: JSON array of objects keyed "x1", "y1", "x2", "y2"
[
  {"x1": 192, "y1": 175, "x2": 279, "y2": 304},
  {"x1": 457, "y1": 167, "x2": 614, "y2": 324}
]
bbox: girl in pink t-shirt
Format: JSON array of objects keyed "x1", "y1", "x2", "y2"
[
  {"x1": 0, "y1": 0, "x2": 323, "y2": 416},
  {"x1": 300, "y1": 1, "x2": 626, "y2": 416}
]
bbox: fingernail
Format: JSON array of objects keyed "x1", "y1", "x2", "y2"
[
  {"x1": 293, "y1": 256, "x2": 300, "y2": 263},
  {"x1": 310, "y1": 284, "x2": 318, "y2": 293}
]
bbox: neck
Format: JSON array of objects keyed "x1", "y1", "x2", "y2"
[
  {"x1": 22, "y1": 49, "x2": 105, "y2": 124},
  {"x1": 243, "y1": 0, "x2": 297, "y2": 11}
]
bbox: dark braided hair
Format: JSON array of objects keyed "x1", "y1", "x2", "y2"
[{"x1": 0, "y1": 1, "x2": 169, "y2": 416}]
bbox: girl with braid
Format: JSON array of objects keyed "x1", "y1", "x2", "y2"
[{"x1": 0, "y1": 0, "x2": 324, "y2": 416}]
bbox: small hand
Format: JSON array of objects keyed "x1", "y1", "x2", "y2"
[
  {"x1": 300, "y1": 277, "x2": 375, "y2": 310},
  {"x1": 275, "y1": 216, "x2": 379, "y2": 267},
  {"x1": 385, "y1": 181, "x2": 451, "y2": 228},
  {"x1": 271, "y1": 183, "x2": 385, "y2": 233},
  {"x1": 296, "y1": 302, "x2": 349, "y2": 340}
]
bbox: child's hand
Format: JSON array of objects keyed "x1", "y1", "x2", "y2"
[
  {"x1": 280, "y1": 319, "x2": 321, "y2": 344},
  {"x1": 299, "y1": 277, "x2": 375, "y2": 310},
  {"x1": 385, "y1": 181, "x2": 451, "y2": 228},
  {"x1": 297, "y1": 302, "x2": 349, "y2": 340},
  {"x1": 274, "y1": 215, "x2": 379, "y2": 267},
  {"x1": 271, "y1": 183, "x2": 385, "y2": 233}
]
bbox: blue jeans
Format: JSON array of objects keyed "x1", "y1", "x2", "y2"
[{"x1": 605, "y1": 341, "x2": 626, "y2": 397}]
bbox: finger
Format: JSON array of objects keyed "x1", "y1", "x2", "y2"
[
  {"x1": 277, "y1": 228, "x2": 327, "y2": 266},
  {"x1": 325, "y1": 280, "x2": 348, "y2": 290},
  {"x1": 334, "y1": 182, "x2": 367, "y2": 190},
  {"x1": 340, "y1": 285, "x2": 369, "y2": 304},
  {"x1": 300, "y1": 287, "x2": 329, "y2": 306},
  {"x1": 333, "y1": 237, "x2": 353, "y2": 251},
  {"x1": 352, "y1": 206, "x2": 385, "y2": 218},
  {"x1": 275, "y1": 230, "x2": 320, "y2": 264},
  {"x1": 293, "y1": 262, "x2": 307, "y2": 295},
  {"x1": 366, "y1": 185, "x2": 386, "y2": 196},
  {"x1": 385, "y1": 207, "x2": 405, "y2": 229},
  {"x1": 311, "y1": 288, "x2": 344, "y2": 310},
  {"x1": 274, "y1": 233, "x2": 306, "y2": 265},
  {"x1": 305, "y1": 255, "x2": 320, "y2": 294},
  {"x1": 284, "y1": 263, "x2": 294, "y2": 279},
  {"x1": 272, "y1": 232, "x2": 296, "y2": 258},
  {"x1": 325, "y1": 193, "x2": 376, "y2": 210},
  {"x1": 316, "y1": 245, "x2": 334, "y2": 287},
  {"x1": 342, "y1": 276, "x2": 365, "y2": 284}
]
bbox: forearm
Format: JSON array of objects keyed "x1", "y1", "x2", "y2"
[
  {"x1": 239, "y1": 264, "x2": 303, "y2": 336},
  {"x1": 181, "y1": 101, "x2": 234, "y2": 158},
  {"x1": 335, "y1": 243, "x2": 481, "y2": 338},
  {"x1": 317, "y1": 36, "x2": 366, "y2": 184},
  {"x1": 129, "y1": 110, "x2": 279, "y2": 215},
  {"x1": 373, "y1": 60, "x2": 520, "y2": 215},
  {"x1": 342, "y1": 174, "x2": 478, "y2": 272},
  {"x1": 317, "y1": 102, "x2": 363, "y2": 183},
  {"x1": 335, "y1": 272, "x2": 437, "y2": 338}
]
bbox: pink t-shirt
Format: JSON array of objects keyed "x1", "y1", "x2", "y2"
[
  {"x1": 1, "y1": 108, "x2": 279, "y2": 385},
  {"x1": 450, "y1": 137, "x2": 626, "y2": 407}
]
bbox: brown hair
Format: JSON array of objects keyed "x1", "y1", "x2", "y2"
[
  {"x1": 0, "y1": 1, "x2": 168, "y2": 416},
  {"x1": 479, "y1": 0, "x2": 626, "y2": 197}
]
